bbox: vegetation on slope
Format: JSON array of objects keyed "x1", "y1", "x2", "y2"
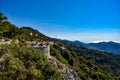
[
  {"x1": 0, "y1": 12, "x2": 52, "y2": 41},
  {"x1": 0, "y1": 43, "x2": 62, "y2": 80},
  {"x1": 0, "y1": 12, "x2": 120, "y2": 80},
  {"x1": 50, "y1": 44, "x2": 117, "y2": 80},
  {"x1": 60, "y1": 42, "x2": 120, "y2": 78}
]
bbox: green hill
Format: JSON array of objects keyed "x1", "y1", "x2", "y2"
[
  {"x1": 0, "y1": 12, "x2": 120, "y2": 80},
  {"x1": 61, "y1": 42, "x2": 120, "y2": 76}
]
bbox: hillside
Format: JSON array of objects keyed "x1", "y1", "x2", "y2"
[
  {"x1": 60, "y1": 42, "x2": 120, "y2": 76},
  {"x1": 0, "y1": 12, "x2": 120, "y2": 80},
  {"x1": 0, "y1": 43, "x2": 62, "y2": 80}
]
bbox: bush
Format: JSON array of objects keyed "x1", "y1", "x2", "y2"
[{"x1": 0, "y1": 43, "x2": 62, "y2": 80}]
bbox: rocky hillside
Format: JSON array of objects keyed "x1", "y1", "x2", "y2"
[
  {"x1": 0, "y1": 12, "x2": 120, "y2": 80},
  {"x1": 49, "y1": 56, "x2": 77, "y2": 80},
  {"x1": 0, "y1": 43, "x2": 62, "y2": 80},
  {"x1": 0, "y1": 40, "x2": 117, "y2": 80}
]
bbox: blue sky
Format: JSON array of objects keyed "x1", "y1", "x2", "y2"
[{"x1": 0, "y1": 0, "x2": 120, "y2": 42}]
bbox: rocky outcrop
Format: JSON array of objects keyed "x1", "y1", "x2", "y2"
[{"x1": 49, "y1": 57, "x2": 77, "y2": 80}]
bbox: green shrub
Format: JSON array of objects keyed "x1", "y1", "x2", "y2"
[
  {"x1": 50, "y1": 45, "x2": 68, "y2": 65},
  {"x1": 0, "y1": 43, "x2": 62, "y2": 80}
]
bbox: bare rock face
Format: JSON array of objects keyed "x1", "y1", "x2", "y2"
[{"x1": 49, "y1": 57, "x2": 77, "y2": 80}]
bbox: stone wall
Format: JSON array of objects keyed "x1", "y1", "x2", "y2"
[
  {"x1": 29, "y1": 41, "x2": 53, "y2": 58},
  {"x1": 0, "y1": 41, "x2": 11, "y2": 45},
  {"x1": 43, "y1": 45, "x2": 50, "y2": 58},
  {"x1": 34, "y1": 45, "x2": 50, "y2": 58}
]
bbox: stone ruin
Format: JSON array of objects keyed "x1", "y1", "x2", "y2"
[
  {"x1": 0, "y1": 38, "x2": 54, "y2": 58},
  {"x1": 26, "y1": 41, "x2": 54, "y2": 58}
]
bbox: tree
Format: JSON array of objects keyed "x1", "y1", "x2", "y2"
[{"x1": 0, "y1": 12, "x2": 7, "y2": 22}]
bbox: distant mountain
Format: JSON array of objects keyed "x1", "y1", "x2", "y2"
[
  {"x1": 87, "y1": 41, "x2": 120, "y2": 54},
  {"x1": 60, "y1": 40, "x2": 120, "y2": 54},
  {"x1": 58, "y1": 39, "x2": 85, "y2": 46}
]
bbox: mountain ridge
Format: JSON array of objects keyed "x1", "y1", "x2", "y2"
[{"x1": 60, "y1": 39, "x2": 120, "y2": 54}]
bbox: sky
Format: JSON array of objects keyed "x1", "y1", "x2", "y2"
[{"x1": 0, "y1": 0, "x2": 120, "y2": 43}]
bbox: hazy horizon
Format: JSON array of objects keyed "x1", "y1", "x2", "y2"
[{"x1": 0, "y1": 0, "x2": 120, "y2": 42}]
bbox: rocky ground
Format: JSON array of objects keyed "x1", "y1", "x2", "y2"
[{"x1": 49, "y1": 56, "x2": 77, "y2": 80}]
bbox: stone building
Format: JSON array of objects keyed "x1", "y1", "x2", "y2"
[{"x1": 27, "y1": 41, "x2": 53, "y2": 58}]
